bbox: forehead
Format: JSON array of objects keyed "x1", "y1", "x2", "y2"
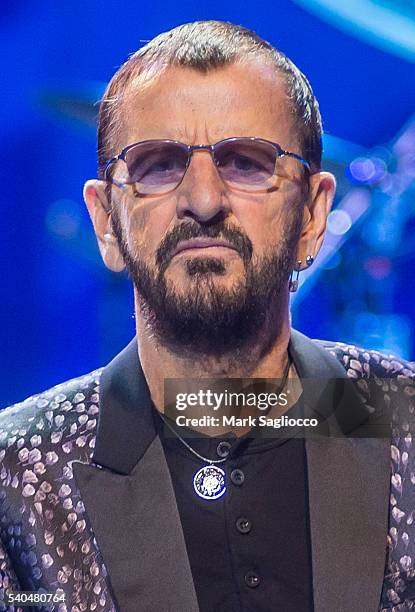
[{"x1": 119, "y1": 61, "x2": 297, "y2": 148}]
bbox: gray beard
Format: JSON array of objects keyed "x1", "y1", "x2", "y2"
[{"x1": 111, "y1": 215, "x2": 302, "y2": 358}]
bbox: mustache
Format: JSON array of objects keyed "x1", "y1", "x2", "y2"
[{"x1": 156, "y1": 221, "x2": 253, "y2": 272}]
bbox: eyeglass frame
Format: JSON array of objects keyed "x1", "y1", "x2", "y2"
[{"x1": 104, "y1": 136, "x2": 311, "y2": 195}]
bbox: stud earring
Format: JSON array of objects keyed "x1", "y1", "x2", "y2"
[
  {"x1": 306, "y1": 255, "x2": 314, "y2": 267},
  {"x1": 103, "y1": 233, "x2": 115, "y2": 243},
  {"x1": 288, "y1": 260, "x2": 302, "y2": 292}
]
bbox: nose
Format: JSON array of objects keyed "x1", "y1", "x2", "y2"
[{"x1": 176, "y1": 150, "x2": 230, "y2": 223}]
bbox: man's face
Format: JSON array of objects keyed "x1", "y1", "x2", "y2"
[{"x1": 99, "y1": 61, "x2": 311, "y2": 354}]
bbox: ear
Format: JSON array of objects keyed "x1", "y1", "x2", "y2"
[
  {"x1": 83, "y1": 179, "x2": 126, "y2": 272},
  {"x1": 295, "y1": 171, "x2": 336, "y2": 269}
]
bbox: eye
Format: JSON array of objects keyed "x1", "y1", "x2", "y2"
[
  {"x1": 230, "y1": 154, "x2": 266, "y2": 172},
  {"x1": 146, "y1": 157, "x2": 183, "y2": 174},
  {"x1": 128, "y1": 151, "x2": 187, "y2": 185},
  {"x1": 217, "y1": 148, "x2": 275, "y2": 184},
  {"x1": 216, "y1": 143, "x2": 276, "y2": 180}
]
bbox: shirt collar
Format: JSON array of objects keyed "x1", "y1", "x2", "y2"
[{"x1": 92, "y1": 329, "x2": 371, "y2": 474}]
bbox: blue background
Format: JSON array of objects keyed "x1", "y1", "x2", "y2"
[{"x1": 2, "y1": 0, "x2": 415, "y2": 408}]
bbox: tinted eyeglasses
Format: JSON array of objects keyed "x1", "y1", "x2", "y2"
[{"x1": 105, "y1": 137, "x2": 311, "y2": 196}]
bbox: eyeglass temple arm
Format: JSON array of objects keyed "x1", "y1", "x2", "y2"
[
  {"x1": 280, "y1": 149, "x2": 311, "y2": 171},
  {"x1": 104, "y1": 158, "x2": 129, "y2": 190}
]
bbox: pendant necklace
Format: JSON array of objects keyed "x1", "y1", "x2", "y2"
[
  {"x1": 158, "y1": 355, "x2": 292, "y2": 500},
  {"x1": 158, "y1": 412, "x2": 228, "y2": 500}
]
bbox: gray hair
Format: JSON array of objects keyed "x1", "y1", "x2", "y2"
[{"x1": 97, "y1": 20, "x2": 323, "y2": 179}]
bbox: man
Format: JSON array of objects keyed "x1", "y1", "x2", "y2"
[{"x1": 0, "y1": 20, "x2": 414, "y2": 612}]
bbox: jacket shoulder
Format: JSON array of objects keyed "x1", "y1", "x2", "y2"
[
  {"x1": 0, "y1": 368, "x2": 103, "y2": 461},
  {"x1": 313, "y1": 338, "x2": 415, "y2": 379}
]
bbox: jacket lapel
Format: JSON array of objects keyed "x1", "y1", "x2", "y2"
[
  {"x1": 73, "y1": 330, "x2": 391, "y2": 612},
  {"x1": 290, "y1": 330, "x2": 391, "y2": 612},
  {"x1": 72, "y1": 340, "x2": 199, "y2": 612}
]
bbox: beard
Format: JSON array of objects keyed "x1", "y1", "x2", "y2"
[{"x1": 111, "y1": 211, "x2": 303, "y2": 357}]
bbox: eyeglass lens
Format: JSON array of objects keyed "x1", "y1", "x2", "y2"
[{"x1": 122, "y1": 139, "x2": 284, "y2": 195}]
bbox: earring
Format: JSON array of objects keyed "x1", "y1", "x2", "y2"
[
  {"x1": 103, "y1": 233, "x2": 115, "y2": 243},
  {"x1": 306, "y1": 255, "x2": 314, "y2": 267},
  {"x1": 289, "y1": 260, "x2": 302, "y2": 292}
]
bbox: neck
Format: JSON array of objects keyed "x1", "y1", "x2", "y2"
[{"x1": 134, "y1": 289, "x2": 293, "y2": 425}]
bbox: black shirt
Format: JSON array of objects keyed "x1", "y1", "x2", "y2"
[{"x1": 152, "y1": 399, "x2": 314, "y2": 612}]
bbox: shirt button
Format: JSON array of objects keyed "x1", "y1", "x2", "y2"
[
  {"x1": 230, "y1": 469, "x2": 245, "y2": 485},
  {"x1": 236, "y1": 517, "x2": 252, "y2": 534},
  {"x1": 216, "y1": 441, "x2": 231, "y2": 458},
  {"x1": 244, "y1": 571, "x2": 260, "y2": 588}
]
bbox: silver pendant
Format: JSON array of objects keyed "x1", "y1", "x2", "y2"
[{"x1": 193, "y1": 465, "x2": 226, "y2": 500}]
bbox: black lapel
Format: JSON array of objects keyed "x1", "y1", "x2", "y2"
[
  {"x1": 72, "y1": 340, "x2": 199, "y2": 612},
  {"x1": 289, "y1": 329, "x2": 391, "y2": 612},
  {"x1": 72, "y1": 330, "x2": 391, "y2": 612}
]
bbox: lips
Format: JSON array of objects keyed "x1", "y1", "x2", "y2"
[{"x1": 171, "y1": 238, "x2": 238, "y2": 258}]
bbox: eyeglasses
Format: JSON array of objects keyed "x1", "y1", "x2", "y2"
[{"x1": 105, "y1": 137, "x2": 311, "y2": 196}]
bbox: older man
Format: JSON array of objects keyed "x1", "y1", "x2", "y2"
[{"x1": 0, "y1": 20, "x2": 413, "y2": 612}]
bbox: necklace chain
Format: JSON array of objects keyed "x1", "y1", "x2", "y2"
[
  {"x1": 157, "y1": 355, "x2": 292, "y2": 465},
  {"x1": 158, "y1": 414, "x2": 228, "y2": 464}
]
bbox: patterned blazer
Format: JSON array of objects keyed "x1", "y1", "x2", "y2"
[{"x1": 0, "y1": 328, "x2": 414, "y2": 612}]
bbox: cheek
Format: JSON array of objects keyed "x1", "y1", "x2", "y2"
[
  {"x1": 231, "y1": 196, "x2": 289, "y2": 255},
  {"x1": 121, "y1": 199, "x2": 175, "y2": 259}
]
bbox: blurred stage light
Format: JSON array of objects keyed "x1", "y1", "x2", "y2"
[
  {"x1": 353, "y1": 311, "x2": 412, "y2": 358},
  {"x1": 321, "y1": 251, "x2": 342, "y2": 270},
  {"x1": 363, "y1": 255, "x2": 392, "y2": 279},
  {"x1": 348, "y1": 156, "x2": 387, "y2": 184},
  {"x1": 378, "y1": 173, "x2": 395, "y2": 193},
  {"x1": 327, "y1": 209, "x2": 352, "y2": 235},
  {"x1": 291, "y1": 0, "x2": 415, "y2": 62},
  {"x1": 45, "y1": 199, "x2": 82, "y2": 240}
]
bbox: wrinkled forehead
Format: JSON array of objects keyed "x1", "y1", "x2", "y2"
[{"x1": 116, "y1": 61, "x2": 297, "y2": 149}]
